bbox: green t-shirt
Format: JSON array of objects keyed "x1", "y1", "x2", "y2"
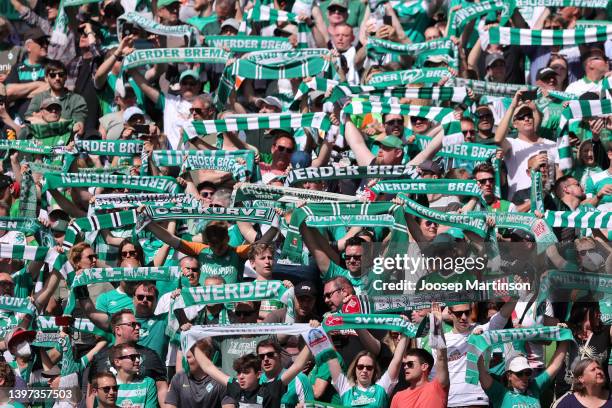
[
  {"x1": 308, "y1": 354, "x2": 345, "y2": 405},
  {"x1": 198, "y1": 247, "x2": 245, "y2": 284},
  {"x1": 485, "y1": 371, "x2": 550, "y2": 408},
  {"x1": 260, "y1": 370, "x2": 315, "y2": 408},
  {"x1": 116, "y1": 376, "x2": 158, "y2": 408},
  {"x1": 535, "y1": 97, "x2": 563, "y2": 141},
  {"x1": 95, "y1": 288, "x2": 134, "y2": 315},
  {"x1": 11, "y1": 267, "x2": 33, "y2": 298},
  {"x1": 339, "y1": 382, "x2": 390, "y2": 408},
  {"x1": 137, "y1": 315, "x2": 169, "y2": 362},
  {"x1": 585, "y1": 169, "x2": 612, "y2": 205},
  {"x1": 323, "y1": 261, "x2": 364, "y2": 294}
]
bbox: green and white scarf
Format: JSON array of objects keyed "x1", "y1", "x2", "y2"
[
  {"x1": 368, "y1": 68, "x2": 450, "y2": 86},
  {"x1": 50, "y1": 0, "x2": 99, "y2": 50},
  {"x1": 180, "y1": 155, "x2": 247, "y2": 181},
  {"x1": 0, "y1": 217, "x2": 42, "y2": 235},
  {"x1": 231, "y1": 183, "x2": 358, "y2": 205},
  {"x1": 229, "y1": 49, "x2": 330, "y2": 79},
  {"x1": 94, "y1": 193, "x2": 190, "y2": 209},
  {"x1": 558, "y1": 99, "x2": 612, "y2": 170},
  {"x1": 18, "y1": 170, "x2": 38, "y2": 219},
  {"x1": 285, "y1": 165, "x2": 420, "y2": 186},
  {"x1": 372, "y1": 179, "x2": 486, "y2": 205},
  {"x1": 71, "y1": 266, "x2": 181, "y2": 287},
  {"x1": 470, "y1": 211, "x2": 558, "y2": 246},
  {"x1": 321, "y1": 83, "x2": 469, "y2": 105},
  {"x1": 205, "y1": 35, "x2": 292, "y2": 53},
  {"x1": 117, "y1": 12, "x2": 200, "y2": 46},
  {"x1": 44, "y1": 172, "x2": 182, "y2": 194},
  {"x1": 366, "y1": 37, "x2": 453, "y2": 58},
  {"x1": 0, "y1": 296, "x2": 37, "y2": 315},
  {"x1": 451, "y1": 78, "x2": 536, "y2": 98},
  {"x1": 281, "y1": 202, "x2": 409, "y2": 264},
  {"x1": 152, "y1": 149, "x2": 256, "y2": 170},
  {"x1": 75, "y1": 139, "x2": 143, "y2": 157},
  {"x1": 0, "y1": 244, "x2": 72, "y2": 278},
  {"x1": 399, "y1": 194, "x2": 489, "y2": 237},
  {"x1": 544, "y1": 210, "x2": 612, "y2": 229},
  {"x1": 35, "y1": 315, "x2": 112, "y2": 341},
  {"x1": 27, "y1": 121, "x2": 73, "y2": 147},
  {"x1": 322, "y1": 313, "x2": 421, "y2": 338},
  {"x1": 0, "y1": 140, "x2": 55, "y2": 155},
  {"x1": 513, "y1": 0, "x2": 608, "y2": 8},
  {"x1": 180, "y1": 280, "x2": 291, "y2": 307},
  {"x1": 448, "y1": 0, "x2": 511, "y2": 37},
  {"x1": 122, "y1": 47, "x2": 230, "y2": 71},
  {"x1": 242, "y1": 3, "x2": 312, "y2": 48},
  {"x1": 63, "y1": 209, "x2": 138, "y2": 250},
  {"x1": 30, "y1": 162, "x2": 130, "y2": 175},
  {"x1": 465, "y1": 326, "x2": 573, "y2": 385},
  {"x1": 575, "y1": 20, "x2": 612, "y2": 29},
  {"x1": 481, "y1": 26, "x2": 612, "y2": 48},
  {"x1": 415, "y1": 135, "x2": 498, "y2": 162},
  {"x1": 181, "y1": 323, "x2": 310, "y2": 352},
  {"x1": 530, "y1": 170, "x2": 544, "y2": 213}
]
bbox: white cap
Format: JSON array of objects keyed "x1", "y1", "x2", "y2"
[
  {"x1": 505, "y1": 354, "x2": 531, "y2": 373},
  {"x1": 123, "y1": 106, "x2": 145, "y2": 123}
]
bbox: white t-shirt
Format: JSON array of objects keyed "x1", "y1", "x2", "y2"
[
  {"x1": 434, "y1": 312, "x2": 508, "y2": 407},
  {"x1": 565, "y1": 77, "x2": 603, "y2": 96},
  {"x1": 163, "y1": 93, "x2": 193, "y2": 150},
  {"x1": 505, "y1": 137, "x2": 559, "y2": 200}
]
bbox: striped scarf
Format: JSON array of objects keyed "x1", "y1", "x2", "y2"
[
  {"x1": 322, "y1": 313, "x2": 422, "y2": 338},
  {"x1": 180, "y1": 155, "x2": 247, "y2": 181},
  {"x1": 0, "y1": 140, "x2": 55, "y2": 155},
  {"x1": 204, "y1": 35, "x2": 292, "y2": 53},
  {"x1": 514, "y1": 0, "x2": 608, "y2": 7},
  {"x1": 44, "y1": 172, "x2": 182, "y2": 194},
  {"x1": 481, "y1": 26, "x2": 612, "y2": 48},
  {"x1": 231, "y1": 183, "x2": 358, "y2": 205},
  {"x1": 121, "y1": 47, "x2": 230, "y2": 71},
  {"x1": 93, "y1": 193, "x2": 192, "y2": 210},
  {"x1": 63, "y1": 209, "x2": 138, "y2": 250},
  {"x1": 0, "y1": 245, "x2": 72, "y2": 278},
  {"x1": 152, "y1": 149, "x2": 256, "y2": 173},
  {"x1": 0, "y1": 217, "x2": 42, "y2": 235},
  {"x1": 17, "y1": 170, "x2": 38, "y2": 219},
  {"x1": 117, "y1": 12, "x2": 200, "y2": 46},
  {"x1": 447, "y1": 0, "x2": 511, "y2": 37},
  {"x1": 368, "y1": 68, "x2": 450, "y2": 86},
  {"x1": 75, "y1": 139, "x2": 143, "y2": 157},
  {"x1": 472, "y1": 211, "x2": 558, "y2": 248},
  {"x1": 242, "y1": 3, "x2": 312, "y2": 48},
  {"x1": 285, "y1": 164, "x2": 420, "y2": 186},
  {"x1": 544, "y1": 210, "x2": 612, "y2": 229},
  {"x1": 371, "y1": 179, "x2": 486, "y2": 205},
  {"x1": 30, "y1": 162, "x2": 131, "y2": 175},
  {"x1": 451, "y1": 78, "x2": 537, "y2": 98},
  {"x1": 415, "y1": 135, "x2": 498, "y2": 162},
  {"x1": 530, "y1": 171, "x2": 544, "y2": 213},
  {"x1": 366, "y1": 37, "x2": 453, "y2": 58},
  {"x1": 71, "y1": 266, "x2": 181, "y2": 287},
  {"x1": 27, "y1": 121, "x2": 73, "y2": 147},
  {"x1": 180, "y1": 280, "x2": 291, "y2": 307}
]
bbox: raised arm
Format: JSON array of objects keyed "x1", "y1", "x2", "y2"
[
  {"x1": 300, "y1": 223, "x2": 336, "y2": 274},
  {"x1": 407, "y1": 124, "x2": 445, "y2": 166},
  {"x1": 545, "y1": 340, "x2": 569, "y2": 378},
  {"x1": 387, "y1": 334, "x2": 408, "y2": 381},
  {"x1": 431, "y1": 303, "x2": 449, "y2": 388},
  {"x1": 477, "y1": 353, "x2": 494, "y2": 390},
  {"x1": 192, "y1": 342, "x2": 230, "y2": 386},
  {"x1": 280, "y1": 345, "x2": 313, "y2": 385},
  {"x1": 145, "y1": 221, "x2": 181, "y2": 250},
  {"x1": 494, "y1": 90, "x2": 523, "y2": 153},
  {"x1": 128, "y1": 69, "x2": 161, "y2": 105},
  {"x1": 344, "y1": 119, "x2": 375, "y2": 166}
]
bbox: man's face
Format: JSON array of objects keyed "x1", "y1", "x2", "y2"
[
  {"x1": 198, "y1": 186, "x2": 215, "y2": 205},
  {"x1": 259, "y1": 102, "x2": 281, "y2": 114},
  {"x1": 476, "y1": 109, "x2": 494, "y2": 132},
  {"x1": 271, "y1": 136, "x2": 295, "y2": 169},
  {"x1": 29, "y1": 38, "x2": 49, "y2": 61},
  {"x1": 563, "y1": 177, "x2": 586, "y2": 200},
  {"x1": 449, "y1": 304, "x2": 471, "y2": 332},
  {"x1": 158, "y1": 2, "x2": 180, "y2": 24},
  {"x1": 115, "y1": 314, "x2": 140, "y2": 343},
  {"x1": 410, "y1": 116, "x2": 430, "y2": 134},
  {"x1": 461, "y1": 121, "x2": 476, "y2": 142},
  {"x1": 586, "y1": 55, "x2": 609, "y2": 76},
  {"x1": 180, "y1": 77, "x2": 200, "y2": 99},
  {"x1": 295, "y1": 295, "x2": 315, "y2": 318},
  {"x1": 0, "y1": 273, "x2": 15, "y2": 297},
  {"x1": 133, "y1": 285, "x2": 156, "y2": 317},
  {"x1": 95, "y1": 377, "x2": 118, "y2": 406},
  {"x1": 384, "y1": 114, "x2": 404, "y2": 137},
  {"x1": 253, "y1": 249, "x2": 274, "y2": 279},
  {"x1": 302, "y1": 181, "x2": 324, "y2": 191},
  {"x1": 344, "y1": 244, "x2": 362, "y2": 274},
  {"x1": 114, "y1": 347, "x2": 140, "y2": 375},
  {"x1": 233, "y1": 303, "x2": 258, "y2": 323},
  {"x1": 236, "y1": 367, "x2": 259, "y2": 390},
  {"x1": 323, "y1": 281, "x2": 343, "y2": 312},
  {"x1": 475, "y1": 171, "x2": 495, "y2": 197},
  {"x1": 513, "y1": 110, "x2": 534, "y2": 134},
  {"x1": 257, "y1": 346, "x2": 280, "y2": 376},
  {"x1": 376, "y1": 145, "x2": 401, "y2": 166},
  {"x1": 46, "y1": 69, "x2": 67, "y2": 92},
  {"x1": 41, "y1": 104, "x2": 61, "y2": 123},
  {"x1": 190, "y1": 99, "x2": 212, "y2": 120},
  {"x1": 488, "y1": 60, "x2": 506, "y2": 81},
  {"x1": 424, "y1": 26, "x2": 441, "y2": 41},
  {"x1": 332, "y1": 26, "x2": 353, "y2": 52},
  {"x1": 403, "y1": 355, "x2": 426, "y2": 382},
  {"x1": 327, "y1": 5, "x2": 348, "y2": 25}
]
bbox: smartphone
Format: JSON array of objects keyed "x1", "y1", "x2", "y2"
[
  {"x1": 520, "y1": 90, "x2": 537, "y2": 101},
  {"x1": 122, "y1": 23, "x2": 135, "y2": 37},
  {"x1": 174, "y1": 308, "x2": 190, "y2": 326},
  {"x1": 133, "y1": 124, "x2": 150, "y2": 136},
  {"x1": 55, "y1": 316, "x2": 74, "y2": 327},
  {"x1": 383, "y1": 15, "x2": 392, "y2": 26}
]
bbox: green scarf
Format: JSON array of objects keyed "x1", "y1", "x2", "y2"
[
  {"x1": 242, "y1": 3, "x2": 312, "y2": 48},
  {"x1": 152, "y1": 149, "x2": 256, "y2": 170},
  {"x1": 530, "y1": 170, "x2": 544, "y2": 213},
  {"x1": 372, "y1": 179, "x2": 486, "y2": 205},
  {"x1": 205, "y1": 35, "x2": 292, "y2": 52},
  {"x1": 448, "y1": 0, "x2": 511, "y2": 37},
  {"x1": 121, "y1": 47, "x2": 230, "y2": 71},
  {"x1": 514, "y1": 0, "x2": 608, "y2": 8},
  {"x1": 0, "y1": 296, "x2": 37, "y2": 315},
  {"x1": 366, "y1": 37, "x2": 453, "y2": 58},
  {"x1": 44, "y1": 172, "x2": 182, "y2": 194},
  {"x1": 452, "y1": 78, "x2": 537, "y2": 98},
  {"x1": 139, "y1": 206, "x2": 277, "y2": 231},
  {"x1": 465, "y1": 326, "x2": 573, "y2": 385},
  {"x1": 35, "y1": 315, "x2": 112, "y2": 341},
  {"x1": 71, "y1": 266, "x2": 181, "y2": 287},
  {"x1": 470, "y1": 211, "x2": 558, "y2": 247},
  {"x1": 75, "y1": 139, "x2": 143, "y2": 157},
  {"x1": 415, "y1": 135, "x2": 498, "y2": 162},
  {"x1": 63, "y1": 209, "x2": 138, "y2": 250},
  {"x1": 368, "y1": 68, "x2": 450, "y2": 86},
  {"x1": 180, "y1": 280, "x2": 291, "y2": 307},
  {"x1": 117, "y1": 12, "x2": 200, "y2": 46},
  {"x1": 0, "y1": 244, "x2": 72, "y2": 278},
  {"x1": 0, "y1": 217, "x2": 42, "y2": 235},
  {"x1": 27, "y1": 121, "x2": 74, "y2": 147},
  {"x1": 180, "y1": 155, "x2": 247, "y2": 181},
  {"x1": 322, "y1": 313, "x2": 422, "y2": 338},
  {"x1": 17, "y1": 171, "x2": 38, "y2": 219},
  {"x1": 482, "y1": 26, "x2": 612, "y2": 48},
  {"x1": 0, "y1": 140, "x2": 55, "y2": 155},
  {"x1": 93, "y1": 193, "x2": 191, "y2": 210},
  {"x1": 30, "y1": 162, "x2": 130, "y2": 175},
  {"x1": 285, "y1": 165, "x2": 420, "y2": 186},
  {"x1": 544, "y1": 210, "x2": 612, "y2": 229},
  {"x1": 575, "y1": 19, "x2": 612, "y2": 28},
  {"x1": 231, "y1": 183, "x2": 357, "y2": 205}
]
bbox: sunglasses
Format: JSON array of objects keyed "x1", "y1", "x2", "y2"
[
  {"x1": 121, "y1": 250, "x2": 137, "y2": 258},
  {"x1": 450, "y1": 309, "x2": 470, "y2": 319},
  {"x1": 514, "y1": 370, "x2": 532, "y2": 378},
  {"x1": 424, "y1": 220, "x2": 438, "y2": 227},
  {"x1": 385, "y1": 119, "x2": 403, "y2": 127},
  {"x1": 47, "y1": 71, "x2": 66, "y2": 79},
  {"x1": 117, "y1": 353, "x2": 141, "y2": 362},
  {"x1": 86, "y1": 254, "x2": 98, "y2": 261},
  {"x1": 462, "y1": 129, "x2": 476, "y2": 135},
  {"x1": 234, "y1": 310, "x2": 255, "y2": 317},
  {"x1": 274, "y1": 145, "x2": 294, "y2": 153},
  {"x1": 136, "y1": 294, "x2": 154, "y2": 302},
  {"x1": 258, "y1": 351, "x2": 277, "y2": 360},
  {"x1": 183, "y1": 266, "x2": 199, "y2": 272},
  {"x1": 476, "y1": 177, "x2": 495, "y2": 185},
  {"x1": 190, "y1": 107, "x2": 205, "y2": 116},
  {"x1": 477, "y1": 112, "x2": 493, "y2": 119},
  {"x1": 356, "y1": 364, "x2": 374, "y2": 371},
  {"x1": 323, "y1": 288, "x2": 341, "y2": 299},
  {"x1": 405, "y1": 360, "x2": 419, "y2": 369},
  {"x1": 43, "y1": 105, "x2": 61, "y2": 113},
  {"x1": 117, "y1": 322, "x2": 141, "y2": 329},
  {"x1": 515, "y1": 114, "x2": 533, "y2": 121},
  {"x1": 410, "y1": 117, "x2": 427, "y2": 124},
  {"x1": 578, "y1": 249, "x2": 596, "y2": 256},
  {"x1": 199, "y1": 191, "x2": 213, "y2": 198},
  {"x1": 97, "y1": 385, "x2": 118, "y2": 393},
  {"x1": 181, "y1": 80, "x2": 198, "y2": 86},
  {"x1": 345, "y1": 254, "x2": 361, "y2": 260},
  {"x1": 328, "y1": 6, "x2": 346, "y2": 14}
]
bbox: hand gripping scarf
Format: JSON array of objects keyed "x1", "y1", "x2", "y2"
[
  {"x1": 121, "y1": 47, "x2": 231, "y2": 72},
  {"x1": 44, "y1": 172, "x2": 182, "y2": 194},
  {"x1": 117, "y1": 12, "x2": 200, "y2": 46},
  {"x1": 231, "y1": 183, "x2": 358, "y2": 205},
  {"x1": 285, "y1": 165, "x2": 420, "y2": 186}
]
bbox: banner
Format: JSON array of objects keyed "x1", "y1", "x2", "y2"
[
  {"x1": 286, "y1": 165, "x2": 420, "y2": 186},
  {"x1": 180, "y1": 280, "x2": 291, "y2": 307},
  {"x1": 368, "y1": 69, "x2": 450, "y2": 86},
  {"x1": 205, "y1": 35, "x2": 292, "y2": 52},
  {"x1": 122, "y1": 47, "x2": 230, "y2": 71},
  {"x1": 231, "y1": 183, "x2": 358, "y2": 205},
  {"x1": 75, "y1": 140, "x2": 143, "y2": 157},
  {"x1": 181, "y1": 155, "x2": 248, "y2": 181},
  {"x1": 465, "y1": 326, "x2": 573, "y2": 384},
  {"x1": 44, "y1": 173, "x2": 182, "y2": 194}
]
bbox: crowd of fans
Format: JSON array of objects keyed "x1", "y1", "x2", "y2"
[{"x1": 0, "y1": 0, "x2": 611, "y2": 407}]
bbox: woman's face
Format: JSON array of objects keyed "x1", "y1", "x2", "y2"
[
  {"x1": 549, "y1": 59, "x2": 568, "y2": 90},
  {"x1": 508, "y1": 370, "x2": 532, "y2": 392},
  {"x1": 120, "y1": 243, "x2": 137, "y2": 261},
  {"x1": 580, "y1": 362, "x2": 606, "y2": 387},
  {"x1": 419, "y1": 219, "x2": 438, "y2": 241},
  {"x1": 355, "y1": 356, "x2": 375, "y2": 387},
  {"x1": 79, "y1": 247, "x2": 97, "y2": 269},
  {"x1": 579, "y1": 142, "x2": 595, "y2": 165}
]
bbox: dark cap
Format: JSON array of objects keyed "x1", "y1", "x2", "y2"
[
  {"x1": 536, "y1": 67, "x2": 557, "y2": 81},
  {"x1": 41, "y1": 97, "x2": 62, "y2": 110},
  {"x1": 510, "y1": 228, "x2": 535, "y2": 242},
  {"x1": 0, "y1": 174, "x2": 13, "y2": 190},
  {"x1": 512, "y1": 103, "x2": 533, "y2": 120},
  {"x1": 295, "y1": 281, "x2": 317, "y2": 297},
  {"x1": 41, "y1": 366, "x2": 61, "y2": 378},
  {"x1": 485, "y1": 52, "x2": 505, "y2": 68},
  {"x1": 418, "y1": 159, "x2": 442, "y2": 175},
  {"x1": 290, "y1": 151, "x2": 312, "y2": 169},
  {"x1": 25, "y1": 27, "x2": 49, "y2": 42},
  {"x1": 581, "y1": 46, "x2": 607, "y2": 63}
]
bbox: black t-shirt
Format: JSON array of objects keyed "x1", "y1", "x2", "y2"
[
  {"x1": 222, "y1": 377, "x2": 286, "y2": 408},
  {"x1": 165, "y1": 372, "x2": 225, "y2": 408},
  {"x1": 88, "y1": 344, "x2": 167, "y2": 382}
]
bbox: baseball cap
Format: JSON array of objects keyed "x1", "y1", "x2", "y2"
[
  {"x1": 40, "y1": 97, "x2": 62, "y2": 110},
  {"x1": 512, "y1": 103, "x2": 533, "y2": 120},
  {"x1": 290, "y1": 151, "x2": 312, "y2": 169},
  {"x1": 418, "y1": 159, "x2": 442, "y2": 175},
  {"x1": 485, "y1": 52, "x2": 505, "y2": 68},
  {"x1": 510, "y1": 228, "x2": 535, "y2": 242},
  {"x1": 375, "y1": 135, "x2": 403, "y2": 149},
  {"x1": 581, "y1": 46, "x2": 607, "y2": 63},
  {"x1": 255, "y1": 96, "x2": 283, "y2": 110},
  {"x1": 446, "y1": 228, "x2": 465, "y2": 240},
  {"x1": 179, "y1": 70, "x2": 200, "y2": 83},
  {"x1": 123, "y1": 106, "x2": 145, "y2": 123},
  {"x1": 41, "y1": 366, "x2": 61, "y2": 378},
  {"x1": 5, "y1": 327, "x2": 36, "y2": 351},
  {"x1": 25, "y1": 27, "x2": 49, "y2": 43},
  {"x1": 536, "y1": 67, "x2": 557, "y2": 81},
  {"x1": 295, "y1": 281, "x2": 317, "y2": 297},
  {"x1": 328, "y1": 0, "x2": 348, "y2": 9},
  {"x1": 505, "y1": 354, "x2": 532, "y2": 373},
  {"x1": 220, "y1": 18, "x2": 240, "y2": 32},
  {"x1": 157, "y1": 0, "x2": 179, "y2": 8}
]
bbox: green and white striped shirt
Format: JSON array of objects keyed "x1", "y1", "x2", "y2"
[{"x1": 115, "y1": 376, "x2": 157, "y2": 408}]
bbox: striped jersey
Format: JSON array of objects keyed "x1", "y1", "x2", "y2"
[
  {"x1": 585, "y1": 169, "x2": 612, "y2": 205},
  {"x1": 116, "y1": 376, "x2": 157, "y2": 408}
]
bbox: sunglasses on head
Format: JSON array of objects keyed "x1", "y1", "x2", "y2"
[
  {"x1": 98, "y1": 385, "x2": 118, "y2": 393},
  {"x1": 117, "y1": 353, "x2": 140, "y2": 362},
  {"x1": 136, "y1": 294, "x2": 154, "y2": 302},
  {"x1": 274, "y1": 145, "x2": 294, "y2": 153},
  {"x1": 47, "y1": 71, "x2": 66, "y2": 79},
  {"x1": 450, "y1": 309, "x2": 470, "y2": 319},
  {"x1": 121, "y1": 250, "x2": 137, "y2": 258},
  {"x1": 258, "y1": 351, "x2": 277, "y2": 360},
  {"x1": 356, "y1": 364, "x2": 374, "y2": 371}
]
